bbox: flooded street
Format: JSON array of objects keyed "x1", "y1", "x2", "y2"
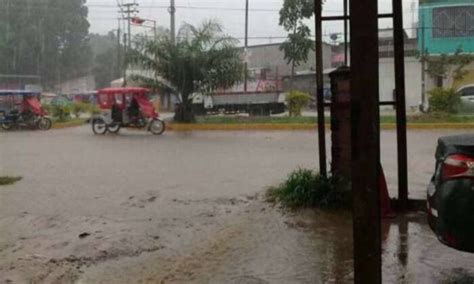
[{"x1": 1, "y1": 127, "x2": 474, "y2": 282}]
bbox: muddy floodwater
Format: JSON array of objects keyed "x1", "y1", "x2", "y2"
[{"x1": 1, "y1": 127, "x2": 474, "y2": 282}]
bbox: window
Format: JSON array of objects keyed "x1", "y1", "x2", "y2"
[
  {"x1": 459, "y1": 86, "x2": 474, "y2": 97},
  {"x1": 432, "y1": 6, "x2": 474, "y2": 38}
]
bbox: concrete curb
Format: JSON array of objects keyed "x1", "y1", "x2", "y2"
[
  {"x1": 167, "y1": 123, "x2": 474, "y2": 131},
  {"x1": 52, "y1": 120, "x2": 87, "y2": 129},
  {"x1": 167, "y1": 123, "x2": 318, "y2": 131}
]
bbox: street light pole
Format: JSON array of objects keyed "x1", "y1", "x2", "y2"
[
  {"x1": 119, "y1": 2, "x2": 139, "y2": 87},
  {"x1": 132, "y1": 18, "x2": 157, "y2": 40},
  {"x1": 421, "y1": 24, "x2": 427, "y2": 112},
  {"x1": 169, "y1": 0, "x2": 176, "y2": 44},
  {"x1": 116, "y1": 19, "x2": 122, "y2": 82},
  {"x1": 244, "y1": 0, "x2": 249, "y2": 94}
]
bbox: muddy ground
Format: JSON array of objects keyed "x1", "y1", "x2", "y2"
[{"x1": 1, "y1": 127, "x2": 474, "y2": 283}]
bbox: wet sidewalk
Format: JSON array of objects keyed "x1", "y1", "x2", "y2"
[{"x1": 76, "y1": 201, "x2": 474, "y2": 283}]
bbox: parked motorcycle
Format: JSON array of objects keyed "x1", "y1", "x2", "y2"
[
  {"x1": 1, "y1": 110, "x2": 52, "y2": 131},
  {"x1": 0, "y1": 90, "x2": 52, "y2": 131}
]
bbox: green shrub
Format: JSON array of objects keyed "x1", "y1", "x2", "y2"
[
  {"x1": 88, "y1": 104, "x2": 101, "y2": 115},
  {"x1": 285, "y1": 91, "x2": 312, "y2": 117},
  {"x1": 42, "y1": 103, "x2": 53, "y2": 115},
  {"x1": 266, "y1": 168, "x2": 350, "y2": 209},
  {"x1": 52, "y1": 104, "x2": 72, "y2": 122},
  {"x1": 428, "y1": 88, "x2": 461, "y2": 114},
  {"x1": 72, "y1": 102, "x2": 90, "y2": 118}
]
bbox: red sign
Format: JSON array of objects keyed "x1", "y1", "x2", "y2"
[{"x1": 131, "y1": 17, "x2": 145, "y2": 25}]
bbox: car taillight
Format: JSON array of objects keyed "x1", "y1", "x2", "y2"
[{"x1": 442, "y1": 154, "x2": 474, "y2": 180}]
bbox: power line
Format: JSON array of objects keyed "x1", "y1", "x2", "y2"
[{"x1": 0, "y1": 2, "x2": 421, "y2": 14}]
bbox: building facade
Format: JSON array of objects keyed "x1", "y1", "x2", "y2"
[
  {"x1": 419, "y1": 0, "x2": 474, "y2": 54},
  {"x1": 246, "y1": 42, "x2": 332, "y2": 77},
  {"x1": 55, "y1": 75, "x2": 96, "y2": 95}
]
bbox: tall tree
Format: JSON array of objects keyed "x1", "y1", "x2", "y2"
[
  {"x1": 423, "y1": 47, "x2": 474, "y2": 88},
  {"x1": 131, "y1": 21, "x2": 244, "y2": 122},
  {"x1": 90, "y1": 32, "x2": 124, "y2": 88},
  {"x1": 279, "y1": 0, "x2": 314, "y2": 88},
  {"x1": 0, "y1": 0, "x2": 91, "y2": 89}
]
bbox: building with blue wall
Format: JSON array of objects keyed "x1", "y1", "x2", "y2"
[{"x1": 419, "y1": 0, "x2": 474, "y2": 54}]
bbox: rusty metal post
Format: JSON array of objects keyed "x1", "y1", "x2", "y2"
[
  {"x1": 350, "y1": 0, "x2": 382, "y2": 282},
  {"x1": 393, "y1": 0, "x2": 408, "y2": 210},
  {"x1": 329, "y1": 67, "x2": 351, "y2": 180},
  {"x1": 343, "y1": 0, "x2": 348, "y2": 65},
  {"x1": 315, "y1": 0, "x2": 327, "y2": 177}
]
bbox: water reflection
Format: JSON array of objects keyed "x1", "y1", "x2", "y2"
[
  {"x1": 442, "y1": 268, "x2": 474, "y2": 283},
  {"x1": 397, "y1": 217, "x2": 409, "y2": 267},
  {"x1": 309, "y1": 211, "x2": 474, "y2": 283},
  {"x1": 308, "y1": 210, "x2": 353, "y2": 283}
]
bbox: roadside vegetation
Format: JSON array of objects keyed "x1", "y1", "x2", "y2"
[
  {"x1": 193, "y1": 114, "x2": 474, "y2": 125},
  {"x1": 0, "y1": 176, "x2": 22, "y2": 186},
  {"x1": 52, "y1": 118, "x2": 87, "y2": 129},
  {"x1": 428, "y1": 88, "x2": 462, "y2": 114},
  {"x1": 41, "y1": 102, "x2": 97, "y2": 128},
  {"x1": 266, "y1": 168, "x2": 350, "y2": 209},
  {"x1": 286, "y1": 91, "x2": 312, "y2": 117}
]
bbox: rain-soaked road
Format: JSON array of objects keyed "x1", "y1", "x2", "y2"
[{"x1": 1, "y1": 126, "x2": 474, "y2": 283}]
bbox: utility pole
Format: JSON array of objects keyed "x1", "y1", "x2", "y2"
[
  {"x1": 123, "y1": 33, "x2": 128, "y2": 86},
  {"x1": 117, "y1": 19, "x2": 122, "y2": 82},
  {"x1": 169, "y1": 0, "x2": 176, "y2": 44},
  {"x1": 244, "y1": 0, "x2": 249, "y2": 93},
  {"x1": 119, "y1": 1, "x2": 139, "y2": 86},
  {"x1": 421, "y1": 24, "x2": 427, "y2": 112}
]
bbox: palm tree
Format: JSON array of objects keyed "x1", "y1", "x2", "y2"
[{"x1": 131, "y1": 20, "x2": 244, "y2": 122}]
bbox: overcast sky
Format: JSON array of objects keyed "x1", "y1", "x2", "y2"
[{"x1": 86, "y1": 0, "x2": 419, "y2": 45}]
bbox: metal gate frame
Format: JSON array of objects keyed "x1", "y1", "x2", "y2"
[
  {"x1": 314, "y1": 0, "x2": 408, "y2": 209},
  {"x1": 314, "y1": 0, "x2": 408, "y2": 282}
]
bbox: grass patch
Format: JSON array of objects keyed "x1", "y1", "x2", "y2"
[
  {"x1": 407, "y1": 113, "x2": 474, "y2": 124},
  {"x1": 195, "y1": 114, "x2": 474, "y2": 125},
  {"x1": 52, "y1": 118, "x2": 87, "y2": 129},
  {"x1": 266, "y1": 168, "x2": 350, "y2": 210},
  {"x1": 0, "y1": 176, "x2": 22, "y2": 186}
]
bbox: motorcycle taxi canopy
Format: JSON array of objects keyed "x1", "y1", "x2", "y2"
[
  {"x1": 24, "y1": 96, "x2": 47, "y2": 116},
  {"x1": 0, "y1": 90, "x2": 45, "y2": 115},
  {"x1": 134, "y1": 94, "x2": 158, "y2": 118},
  {"x1": 96, "y1": 87, "x2": 158, "y2": 118}
]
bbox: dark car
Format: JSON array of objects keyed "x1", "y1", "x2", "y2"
[{"x1": 427, "y1": 134, "x2": 474, "y2": 253}]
